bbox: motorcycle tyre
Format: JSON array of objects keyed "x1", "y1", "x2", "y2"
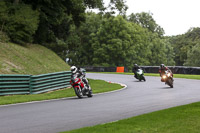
[
  {"x1": 87, "y1": 90, "x2": 93, "y2": 97},
  {"x1": 74, "y1": 87, "x2": 83, "y2": 98},
  {"x1": 86, "y1": 85, "x2": 93, "y2": 97},
  {"x1": 142, "y1": 76, "x2": 146, "y2": 81},
  {"x1": 167, "y1": 78, "x2": 173, "y2": 88}
]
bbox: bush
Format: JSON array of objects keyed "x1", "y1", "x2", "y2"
[
  {"x1": 0, "y1": 1, "x2": 39, "y2": 45},
  {"x1": 0, "y1": 31, "x2": 10, "y2": 42},
  {"x1": 184, "y1": 43, "x2": 200, "y2": 67}
]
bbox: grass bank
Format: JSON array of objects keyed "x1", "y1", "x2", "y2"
[
  {"x1": 62, "y1": 101, "x2": 200, "y2": 133},
  {"x1": 0, "y1": 42, "x2": 70, "y2": 75},
  {"x1": 0, "y1": 79, "x2": 123, "y2": 105}
]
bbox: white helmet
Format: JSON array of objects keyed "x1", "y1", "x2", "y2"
[{"x1": 71, "y1": 66, "x2": 77, "y2": 74}]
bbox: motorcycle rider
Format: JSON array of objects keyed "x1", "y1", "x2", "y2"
[
  {"x1": 133, "y1": 64, "x2": 141, "y2": 79},
  {"x1": 159, "y1": 64, "x2": 173, "y2": 82},
  {"x1": 71, "y1": 66, "x2": 90, "y2": 90}
]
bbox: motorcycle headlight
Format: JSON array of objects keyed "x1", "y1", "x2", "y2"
[
  {"x1": 167, "y1": 73, "x2": 171, "y2": 77},
  {"x1": 162, "y1": 75, "x2": 167, "y2": 79}
]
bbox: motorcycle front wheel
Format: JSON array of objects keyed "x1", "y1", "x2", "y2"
[
  {"x1": 74, "y1": 87, "x2": 83, "y2": 98},
  {"x1": 142, "y1": 76, "x2": 146, "y2": 81},
  {"x1": 167, "y1": 78, "x2": 173, "y2": 88}
]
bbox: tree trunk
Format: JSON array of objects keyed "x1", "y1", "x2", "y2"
[{"x1": 1, "y1": 21, "x2": 5, "y2": 32}]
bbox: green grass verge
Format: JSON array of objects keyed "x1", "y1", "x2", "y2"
[
  {"x1": 62, "y1": 102, "x2": 200, "y2": 133},
  {"x1": 0, "y1": 79, "x2": 123, "y2": 105},
  {"x1": 88, "y1": 72, "x2": 200, "y2": 80}
]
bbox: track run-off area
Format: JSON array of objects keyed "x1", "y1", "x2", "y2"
[{"x1": 0, "y1": 73, "x2": 200, "y2": 133}]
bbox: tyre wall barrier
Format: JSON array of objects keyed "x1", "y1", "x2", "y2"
[
  {"x1": 83, "y1": 66, "x2": 129, "y2": 72},
  {"x1": 140, "y1": 66, "x2": 200, "y2": 75},
  {"x1": 83, "y1": 66, "x2": 200, "y2": 75},
  {"x1": 0, "y1": 71, "x2": 71, "y2": 96}
]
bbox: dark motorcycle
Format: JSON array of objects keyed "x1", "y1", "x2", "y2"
[
  {"x1": 161, "y1": 70, "x2": 174, "y2": 88},
  {"x1": 134, "y1": 69, "x2": 146, "y2": 81},
  {"x1": 70, "y1": 74, "x2": 92, "y2": 98}
]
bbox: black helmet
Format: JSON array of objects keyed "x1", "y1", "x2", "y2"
[{"x1": 160, "y1": 64, "x2": 165, "y2": 68}]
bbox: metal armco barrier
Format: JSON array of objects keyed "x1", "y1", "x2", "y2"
[
  {"x1": 30, "y1": 71, "x2": 71, "y2": 94},
  {"x1": 0, "y1": 74, "x2": 30, "y2": 96},
  {"x1": 0, "y1": 71, "x2": 71, "y2": 96}
]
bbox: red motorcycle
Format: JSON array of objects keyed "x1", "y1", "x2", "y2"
[
  {"x1": 161, "y1": 70, "x2": 174, "y2": 88},
  {"x1": 70, "y1": 75, "x2": 92, "y2": 98}
]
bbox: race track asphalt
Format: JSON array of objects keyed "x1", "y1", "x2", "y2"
[{"x1": 0, "y1": 73, "x2": 200, "y2": 133}]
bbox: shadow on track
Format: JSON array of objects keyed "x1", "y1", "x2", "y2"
[
  {"x1": 160, "y1": 86, "x2": 173, "y2": 89},
  {"x1": 62, "y1": 96, "x2": 93, "y2": 101},
  {"x1": 132, "y1": 80, "x2": 146, "y2": 82}
]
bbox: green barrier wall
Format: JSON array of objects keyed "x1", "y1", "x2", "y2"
[{"x1": 0, "y1": 71, "x2": 71, "y2": 96}]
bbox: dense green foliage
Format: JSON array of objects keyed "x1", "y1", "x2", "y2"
[
  {"x1": 128, "y1": 12, "x2": 164, "y2": 36},
  {"x1": 0, "y1": 1, "x2": 39, "y2": 44},
  {"x1": 0, "y1": 31, "x2": 10, "y2": 42},
  {"x1": 169, "y1": 27, "x2": 200, "y2": 66},
  {"x1": 0, "y1": 0, "x2": 200, "y2": 67},
  {"x1": 68, "y1": 13, "x2": 175, "y2": 68},
  {"x1": 184, "y1": 42, "x2": 200, "y2": 66}
]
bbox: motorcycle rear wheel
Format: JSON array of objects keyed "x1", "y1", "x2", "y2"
[
  {"x1": 87, "y1": 90, "x2": 93, "y2": 97},
  {"x1": 142, "y1": 76, "x2": 146, "y2": 81},
  {"x1": 87, "y1": 86, "x2": 93, "y2": 97}
]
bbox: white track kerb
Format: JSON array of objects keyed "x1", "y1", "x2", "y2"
[
  {"x1": 0, "y1": 81, "x2": 127, "y2": 107},
  {"x1": 93, "y1": 81, "x2": 127, "y2": 96}
]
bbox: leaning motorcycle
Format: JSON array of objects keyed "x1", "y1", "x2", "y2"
[
  {"x1": 161, "y1": 70, "x2": 174, "y2": 88},
  {"x1": 70, "y1": 74, "x2": 92, "y2": 98},
  {"x1": 134, "y1": 69, "x2": 146, "y2": 81}
]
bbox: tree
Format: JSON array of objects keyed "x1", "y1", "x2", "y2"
[
  {"x1": 128, "y1": 12, "x2": 164, "y2": 37},
  {"x1": 184, "y1": 43, "x2": 200, "y2": 66},
  {"x1": 90, "y1": 15, "x2": 151, "y2": 69},
  {"x1": 20, "y1": 0, "x2": 128, "y2": 61},
  {"x1": 107, "y1": 0, "x2": 128, "y2": 15},
  {"x1": 69, "y1": 12, "x2": 103, "y2": 66},
  {"x1": 0, "y1": 1, "x2": 8, "y2": 32},
  {"x1": 21, "y1": 0, "x2": 127, "y2": 44},
  {"x1": 169, "y1": 27, "x2": 200, "y2": 66},
  {"x1": 0, "y1": 1, "x2": 39, "y2": 44}
]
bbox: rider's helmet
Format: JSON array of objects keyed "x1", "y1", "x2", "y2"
[
  {"x1": 71, "y1": 66, "x2": 77, "y2": 74},
  {"x1": 160, "y1": 64, "x2": 165, "y2": 69},
  {"x1": 134, "y1": 64, "x2": 138, "y2": 67}
]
